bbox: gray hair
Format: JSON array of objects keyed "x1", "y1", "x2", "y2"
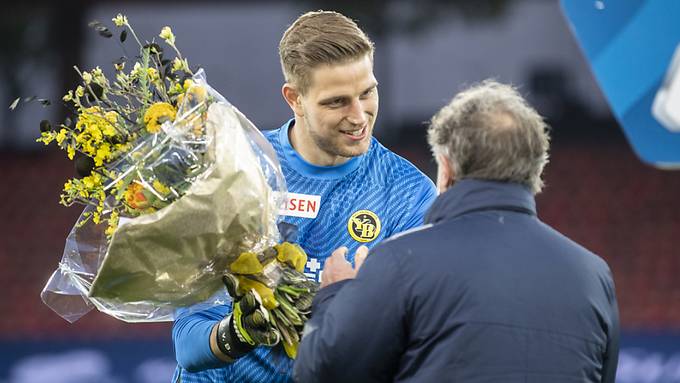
[{"x1": 427, "y1": 80, "x2": 550, "y2": 194}]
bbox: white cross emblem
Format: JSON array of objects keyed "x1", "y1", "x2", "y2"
[{"x1": 306, "y1": 258, "x2": 322, "y2": 273}]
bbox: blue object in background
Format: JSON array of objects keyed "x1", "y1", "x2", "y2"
[
  {"x1": 560, "y1": 0, "x2": 680, "y2": 168},
  {"x1": 2, "y1": 334, "x2": 680, "y2": 382},
  {"x1": 0, "y1": 340, "x2": 175, "y2": 383},
  {"x1": 617, "y1": 332, "x2": 680, "y2": 383}
]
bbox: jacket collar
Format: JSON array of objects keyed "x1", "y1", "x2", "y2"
[{"x1": 425, "y1": 179, "x2": 536, "y2": 224}]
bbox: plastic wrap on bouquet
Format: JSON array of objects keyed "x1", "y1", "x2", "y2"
[{"x1": 41, "y1": 70, "x2": 286, "y2": 322}]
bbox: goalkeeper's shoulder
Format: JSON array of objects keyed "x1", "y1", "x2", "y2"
[
  {"x1": 367, "y1": 139, "x2": 436, "y2": 192},
  {"x1": 261, "y1": 127, "x2": 280, "y2": 146},
  {"x1": 366, "y1": 140, "x2": 436, "y2": 230}
]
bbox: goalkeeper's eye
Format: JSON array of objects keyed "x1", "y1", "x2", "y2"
[{"x1": 322, "y1": 97, "x2": 346, "y2": 108}]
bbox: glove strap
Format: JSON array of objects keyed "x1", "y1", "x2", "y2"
[{"x1": 215, "y1": 313, "x2": 255, "y2": 360}]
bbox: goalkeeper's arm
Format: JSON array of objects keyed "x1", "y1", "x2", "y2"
[
  {"x1": 172, "y1": 277, "x2": 279, "y2": 371},
  {"x1": 210, "y1": 280, "x2": 280, "y2": 362}
]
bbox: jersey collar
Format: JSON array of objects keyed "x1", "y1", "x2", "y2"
[{"x1": 279, "y1": 119, "x2": 366, "y2": 179}]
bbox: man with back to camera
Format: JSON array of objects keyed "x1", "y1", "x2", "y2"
[
  {"x1": 170, "y1": 10, "x2": 437, "y2": 383},
  {"x1": 294, "y1": 80, "x2": 620, "y2": 383}
]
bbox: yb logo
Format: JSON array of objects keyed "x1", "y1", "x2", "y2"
[{"x1": 348, "y1": 210, "x2": 381, "y2": 243}]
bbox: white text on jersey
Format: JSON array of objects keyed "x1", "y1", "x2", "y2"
[{"x1": 280, "y1": 192, "x2": 321, "y2": 219}]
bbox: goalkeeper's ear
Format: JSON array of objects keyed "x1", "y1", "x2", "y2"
[{"x1": 282, "y1": 83, "x2": 304, "y2": 117}]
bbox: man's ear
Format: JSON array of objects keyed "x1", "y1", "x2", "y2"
[
  {"x1": 436, "y1": 153, "x2": 455, "y2": 194},
  {"x1": 282, "y1": 84, "x2": 304, "y2": 117}
]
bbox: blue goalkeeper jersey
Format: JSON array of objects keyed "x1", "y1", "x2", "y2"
[{"x1": 172, "y1": 119, "x2": 436, "y2": 383}]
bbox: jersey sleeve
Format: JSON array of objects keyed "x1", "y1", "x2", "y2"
[{"x1": 172, "y1": 304, "x2": 230, "y2": 372}]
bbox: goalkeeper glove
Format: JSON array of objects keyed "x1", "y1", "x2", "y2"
[{"x1": 214, "y1": 274, "x2": 280, "y2": 361}]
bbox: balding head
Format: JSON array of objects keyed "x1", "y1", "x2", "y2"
[{"x1": 427, "y1": 80, "x2": 550, "y2": 194}]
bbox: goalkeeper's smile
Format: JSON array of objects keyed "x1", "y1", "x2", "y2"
[{"x1": 283, "y1": 54, "x2": 379, "y2": 167}]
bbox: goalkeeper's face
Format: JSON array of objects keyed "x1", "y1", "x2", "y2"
[{"x1": 287, "y1": 54, "x2": 379, "y2": 166}]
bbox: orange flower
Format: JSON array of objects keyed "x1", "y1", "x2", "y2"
[{"x1": 124, "y1": 183, "x2": 149, "y2": 210}]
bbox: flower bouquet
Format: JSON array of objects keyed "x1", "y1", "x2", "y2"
[{"x1": 33, "y1": 14, "x2": 316, "y2": 356}]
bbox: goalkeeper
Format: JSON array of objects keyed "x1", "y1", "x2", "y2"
[{"x1": 171, "y1": 10, "x2": 436, "y2": 383}]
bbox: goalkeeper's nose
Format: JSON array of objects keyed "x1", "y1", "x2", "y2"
[{"x1": 346, "y1": 99, "x2": 369, "y2": 126}]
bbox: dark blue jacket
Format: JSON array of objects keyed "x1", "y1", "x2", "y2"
[{"x1": 294, "y1": 179, "x2": 619, "y2": 383}]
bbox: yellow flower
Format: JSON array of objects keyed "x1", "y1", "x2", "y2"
[
  {"x1": 75, "y1": 86, "x2": 85, "y2": 98},
  {"x1": 168, "y1": 82, "x2": 183, "y2": 96},
  {"x1": 82, "y1": 72, "x2": 93, "y2": 84},
  {"x1": 102, "y1": 124, "x2": 117, "y2": 137},
  {"x1": 130, "y1": 62, "x2": 143, "y2": 78},
  {"x1": 152, "y1": 180, "x2": 171, "y2": 195},
  {"x1": 115, "y1": 142, "x2": 131, "y2": 154},
  {"x1": 62, "y1": 91, "x2": 73, "y2": 102},
  {"x1": 92, "y1": 67, "x2": 105, "y2": 84},
  {"x1": 94, "y1": 156, "x2": 104, "y2": 168},
  {"x1": 147, "y1": 67, "x2": 159, "y2": 82},
  {"x1": 105, "y1": 223, "x2": 116, "y2": 237},
  {"x1": 75, "y1": 107, "x2": 120, "y2": 151},
  {"x1": 86, "y1": 125, "x2": 103, "y2": 141},
  {"x1": 183, "y1": 79, "x2": 194, "y2": 91},
  {"x1": 37, "y1": 131, "x2": 55, "y2": 145},
  {"x1": 178, "y1": 85, "x2": 207, "y2": 108},
  {"x1": 112, "y1": 14, "x2": 128, "y2": 27},
  {"x1": 94, "y1": 143, "x2": 112, "y2": 166},
  {"x1": 143, "y1": 102, "x2": 176, "y2": 133},
  {"x1": 159, "y1": 26, "x2": 175, "y2": 45},
  {"x1": 187, "y1": 86, "x2": 207, "y2": 101},
  {"x1": 83, "y1": 173, "x2": 102, "y2": 189},
  {"x1": 105, "y1": 210, "x2": 120, "y2": 237},
  {"x1": 64, "y1": 180, "x2": 74, "y2": 191},
  {"x1": 82, "y1": 105, "x2": 101, "y2": 115},
  {"x1": 75, "y1": 134, "x2": 93, "y2": 150},
  {"x1": 105, "y1": 110, "x2": 118, "y2": 122},
  {"x1": 55, "y1": 129, "x2": 68, "y2": 145},
  {"x1": 114, "y1": 61, "x2": 125, "y2": 71},
  {"x1": 67, "y1": 146, "x2": 76, "y2": 160},
  {"x1": 171, "y1": 58, "x2": 189, "y2": 74},
  {"x1": 172, "y1": 57, "x2": 183, "y2": 72},
  {"x1": 110, "y1": 180, "x2": 124, "y2": 194}
]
